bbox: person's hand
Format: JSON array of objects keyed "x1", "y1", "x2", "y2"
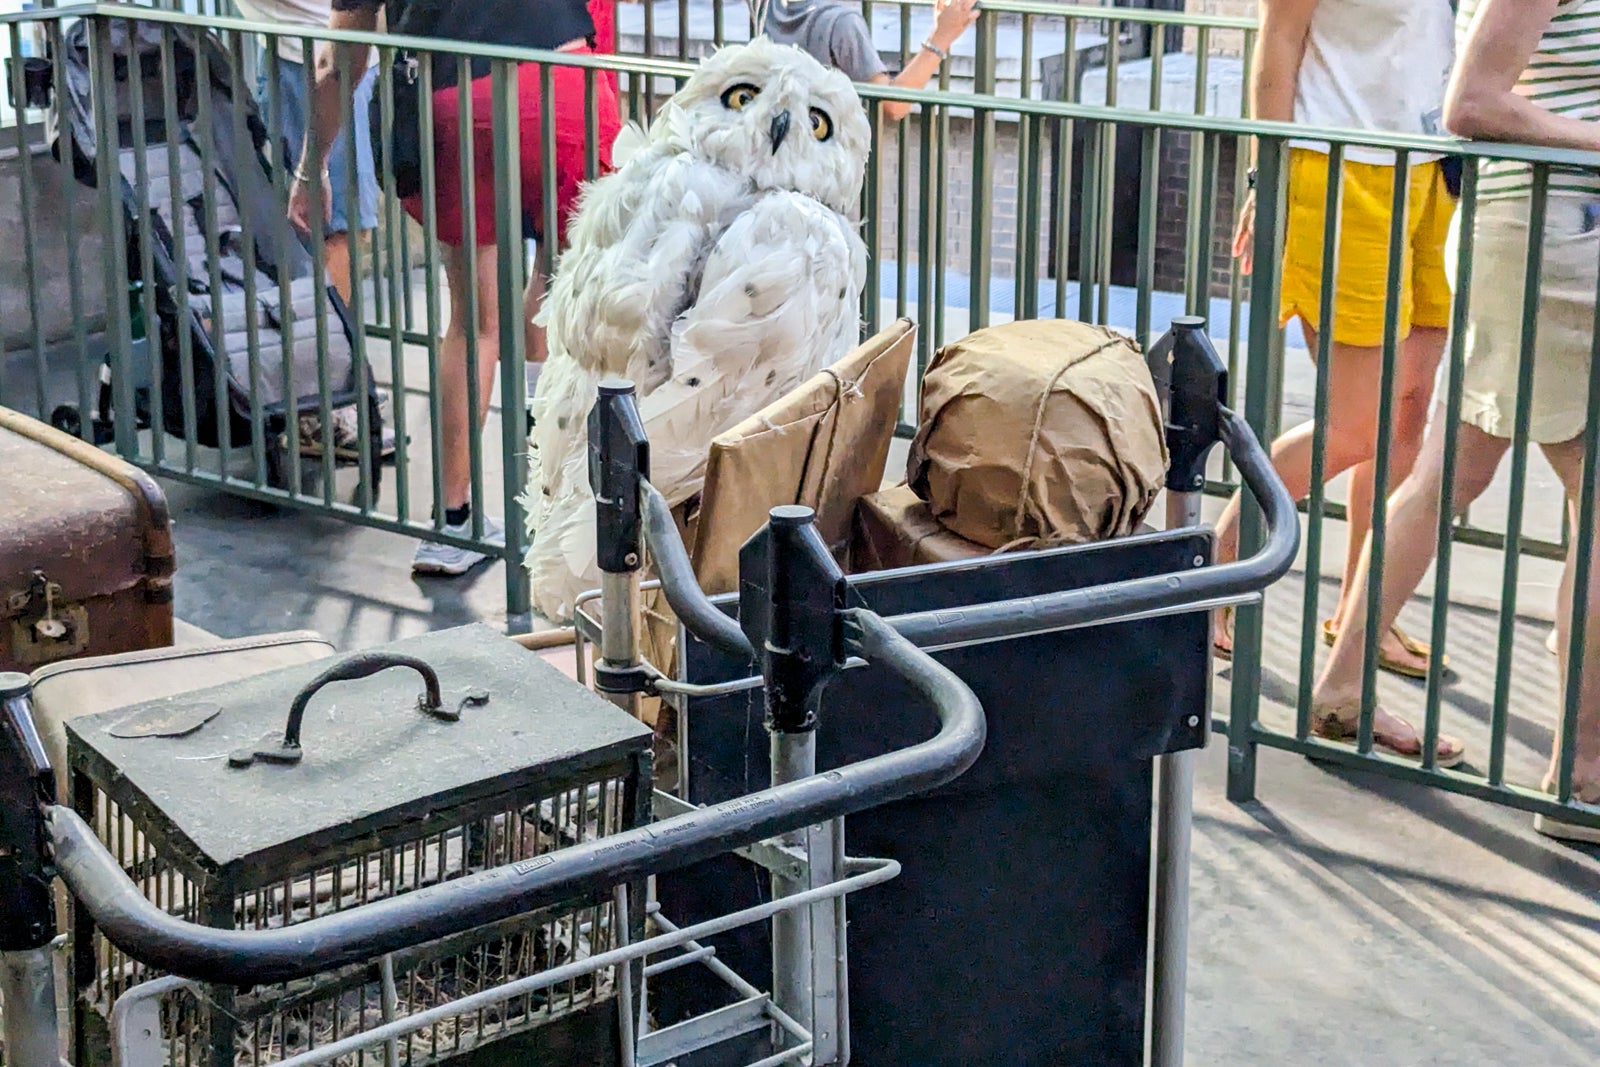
[
  {"x1": 930, "y1": 0, "x2": 979, "y2": 52},
  {"x1": 1231, "y1": 187, "x2": 1256, "y2": 277},
  {"x1": 287, "y1": 170, "x2": 330, "y2": 237}
]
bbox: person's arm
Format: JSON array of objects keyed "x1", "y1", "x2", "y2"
[
  {"x1": 1251, "y1": 0, "x2": 1318, "y2": 132},
  {"x1": 287, "y1": 2, "x2": 379, "y2": 234},
  {"x1": 1445, "y1": 0, "x2": 1600, "y2": 151},
  {"x1": 1231, "y1": 0, "x2": 1318, "y2": 273},
  {"x1": 864, "y1": 0, "x2": 978, "y2": 123}
]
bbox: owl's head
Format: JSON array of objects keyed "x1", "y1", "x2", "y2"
[{"x1": 659, "y1": 36, "x2": 871, "y2": 216}]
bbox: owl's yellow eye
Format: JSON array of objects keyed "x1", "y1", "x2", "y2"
[
  {"x1": 809, "y1": 108, "x2": 833, "y2": 142},
  {"x1": 721, "y1": 83, "x2": 761, "y2": 110}
]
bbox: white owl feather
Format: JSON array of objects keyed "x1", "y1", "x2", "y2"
[{"x1": 523, "y1": 37, "x2": 872, "y2": 621}]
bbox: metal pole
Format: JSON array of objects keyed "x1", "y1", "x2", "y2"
[
  {"x1": 769, "y1": 729, "x2": 816, "y2": 1040},
  {"x1": 0, "y1": 947, "x2": 59, "y2": 1067},
  {"x1": 1143, "y1": 316, "x2": 1225, "y2": 1067},
  {"x1": 600, "y1": 569, "x2": 643, "y2": 719},
  {"x1": 1, "y1": 672, "x2": 60, "y2": 1067},
  {"x1": 751, "y1": 505, "x2": 851, "y2": 1056},
  {"x1": 1151, "y1": 489, "x2": 1200, "y2": 1067}
]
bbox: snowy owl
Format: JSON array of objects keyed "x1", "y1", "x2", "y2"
[{"x1": 523, "y1": 36, "x2": 872, "y2": 621}]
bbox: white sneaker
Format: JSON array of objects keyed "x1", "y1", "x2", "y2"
[{"x1": 412, "y1": 516, "x2": 506, "y2": 576}]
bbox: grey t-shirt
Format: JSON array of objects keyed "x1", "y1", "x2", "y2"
[{"x1": 765, "y1": 1, "x2": 889, "y2": 83}]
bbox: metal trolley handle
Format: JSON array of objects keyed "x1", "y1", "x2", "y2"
[
  {"x1": 38, "y1": 608, "x2": 982, "y2": 987},
  {"x1": 633, "y1": 403, "x2": 1297, "y2": 662}
]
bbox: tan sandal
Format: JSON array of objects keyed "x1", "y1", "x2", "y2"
[
  {"x1": 1321, "y1": 619, "x2": 1447, "y2": 680},
  {"x1": 1309, "y1": 699, "x2": 1467, "y2": 769}
]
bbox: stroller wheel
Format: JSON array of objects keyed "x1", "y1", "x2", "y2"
[{"x1": 50, "y1": 404, "x2": 84, "y2": 440}]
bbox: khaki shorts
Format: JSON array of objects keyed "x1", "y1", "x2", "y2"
[
  {"x1": 1461, "y1": 194, "x2": 1600, "y2": 445},
  {"x1": 1279, "y1": 149, "x2": 1455, "y2": 349}
]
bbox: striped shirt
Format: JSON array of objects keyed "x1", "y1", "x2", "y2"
[{"x1": 1458, "y1": 0, "x2": 1600, "y2": 201}]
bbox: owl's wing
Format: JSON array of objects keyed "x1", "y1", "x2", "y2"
[
  {"x1": 525, "y1": 192, "x2": 866, "y2": 622},
  {"x1": 541, "y1": 156, "x2": 752, "y2": 387},
  {"x1": 640, "y1": 190, "x2": 868, "y2": 502}
]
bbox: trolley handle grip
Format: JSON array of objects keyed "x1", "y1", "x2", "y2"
[{"x1": 46, "y1": 611, "x2": 984, "y2": 989}]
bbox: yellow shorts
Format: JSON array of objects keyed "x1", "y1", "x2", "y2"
[{"x1": 1279, "y1": 149, "x2": 1455, "y2": 349}]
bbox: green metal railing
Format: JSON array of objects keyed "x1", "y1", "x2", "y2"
[{"x1": 1, "y1": 3, "x2": 1595, "y2": 832}]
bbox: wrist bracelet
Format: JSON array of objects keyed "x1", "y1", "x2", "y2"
[
  {"x1": 293, "y1": 165, "x2": 328, "y2": 184},
  {"x1": 921, "y1": 39, "x2": 949, "y2": 61}
]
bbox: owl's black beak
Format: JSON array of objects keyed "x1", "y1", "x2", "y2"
[{"x1": 769, "y1": 109, "x2": 791, "y2": 154}]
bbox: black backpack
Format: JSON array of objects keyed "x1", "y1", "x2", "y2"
[{"x1": 368, "y1": 0, "x2": 447, "y2": 199}]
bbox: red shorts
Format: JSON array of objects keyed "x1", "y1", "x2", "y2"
[{"x1": 404, "y1": 50, "x2": 620, "y2": 249}]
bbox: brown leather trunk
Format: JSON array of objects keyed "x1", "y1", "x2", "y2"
[{"x1": 0, "y1": 407, "x2": 176, "y2": 672}]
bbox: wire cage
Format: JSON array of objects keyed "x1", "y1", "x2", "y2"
[{"x1": 63, "y1": 624, "x2": 652, "y2": 1067}]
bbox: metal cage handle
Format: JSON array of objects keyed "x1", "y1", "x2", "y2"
[{"x1": 227, "y1": 652, "x2": 483, "y2": 769}]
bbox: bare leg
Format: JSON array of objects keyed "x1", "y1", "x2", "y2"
[
  {"x1": 524, "y1": 266, "x2": 548, "y2": 366},
  {"x1": 1538, "y1": 436, "x2": 1600, "y2": 804},
  {"x1": 440, "y1": 242, "x2": 503, "y2": 511},
  {"x1": 1311, "y1": 420, "x2": 1506, "y2": 755},
  {"x1": 323, "y1": 231, "x2": 357, "y2": 307},
  {"x1": 1329, "y1": 326, "x2": 1449, "y2": 666},
  {"x1": 1213, "y1": 328, "x2": 1400, "y2": 652}
]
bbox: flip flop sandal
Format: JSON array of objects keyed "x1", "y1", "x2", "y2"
[
  {"x1": 1321, "y1": 619, "x2": 1447, "y2": 680},
  {"x1": 1310, "y1": 700, "x2": 1467, "y2": 769}
]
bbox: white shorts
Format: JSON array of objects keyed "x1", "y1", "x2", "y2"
[{"x1": 1460, "y1": 194, "x2": 1600, "y2": 445}]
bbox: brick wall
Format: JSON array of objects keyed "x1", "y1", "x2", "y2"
[
  {"x1": 1182, "y1": 0, "x2": 1256, "y2": 58},
  {"x1": 1152, "y1": 131, "x2": 1242, "y2": 297}
]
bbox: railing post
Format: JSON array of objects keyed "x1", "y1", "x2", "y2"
[
  {"x1": 88, "y1": 14, "x2": 137, "y2": 460},
  {"x1": 1229, "y1": 136, "x2": 1288, "y2": 803},
  {"x1": 492, "y1": 58, "x2": 532, "y2": 631}
]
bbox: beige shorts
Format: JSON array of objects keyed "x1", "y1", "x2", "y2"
[{"x1": 1461, "y1": 194, "x2": 1600, "y2": 445}]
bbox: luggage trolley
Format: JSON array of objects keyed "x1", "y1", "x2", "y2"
[
  {"x1": 572, "y1": 317, "x2": 1298, "y2": 1066},
  {"x1": 0, "y1": 319, "x2": 1295, "y2": 1067}
]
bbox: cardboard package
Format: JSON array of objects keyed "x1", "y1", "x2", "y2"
[
  {"x1": 853, "y1": 484, "x2": 989, "y2": 572},
  {"x1": 690, "y1": 318, "x2": 917, "y2": 593},
  {"x1": 636, "y1": 318, "x2": 917, "y2": 683},
  {"x1": 907, "y1": 319, "x2": 1168, "y2": 551}
]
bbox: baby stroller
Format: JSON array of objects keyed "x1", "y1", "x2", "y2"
[{"x1": 46, "y1": 16, "x2": 385, "y2": 495}]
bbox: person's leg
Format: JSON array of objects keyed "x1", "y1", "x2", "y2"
[
  {"x1": 440, "y1": 241, "x2": 503, "y2": 511},
  {"x1": 1311, "y1": 420, "x2": 1507, "y2": 757},
  {"x1": 1327, "y1": 324, "x2": 1449, "y2": 662},
  {"x1": 1536, "y1": 436, "x2": 1600, "y2": 807},
  {"x1": 412, "y1": 240, "x2": 504, "y2": 575},
  {"x1": 1212, "y1": 328, "x2": 1393, "y2": 652},
  {"x1": 524, "y1": 266, "x2": 548, "y2": 366}
]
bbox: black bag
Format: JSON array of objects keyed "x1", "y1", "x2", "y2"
[
  {"x1": 1440, "y1": 0, "x2": 1463, "y2": 199},
  {"x1": 371, "y1": 51, "x2": 423, "y2": 198},
  {"x1": 369, "y1": 0, "x2": 443, "y2": 200}
]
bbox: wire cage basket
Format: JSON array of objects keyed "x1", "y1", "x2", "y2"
[{"x1": 63, "y1": 624, "x2": 653, "y2": 1067}]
